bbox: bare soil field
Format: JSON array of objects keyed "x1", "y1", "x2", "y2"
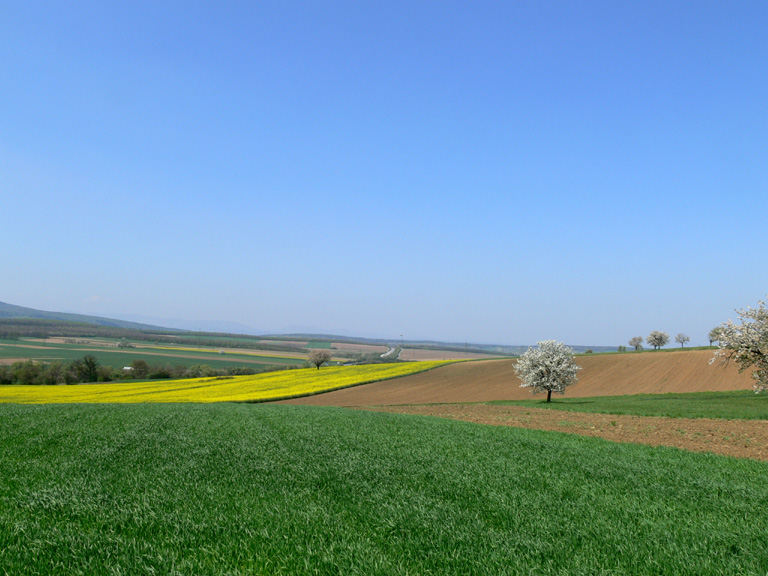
[
  {"x1": 399, "y1": 348, "x2": 501, "y2": 361},
  {"x1": 285, "y1": 350, "x2": 752, "y2": 407},
  {"x1": 330, "y1": 342, "x2": 389, "y2": 354}
]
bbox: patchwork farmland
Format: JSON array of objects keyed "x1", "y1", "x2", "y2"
[
  {"x1": 2, "y1": 339, "x2": 768, "y2": 574},
  {"x1": 0, "y1": 334, "x2": 501, "y2": 374}
]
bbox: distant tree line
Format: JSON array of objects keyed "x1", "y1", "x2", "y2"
[
  {"x1": 624, "y1": 327, "x2": 732, "y2": 352},
  {"x1": 0, "y1": 356, "x2": 271, "y2": 386},
  {"x1": 0, "y1": 355, "x2": 112, "y2": 385},
  {"x1": 0, "y1": 319, "x2": 147, "y2": 340},
  {"x1": 625, "y1": 331, "x2": 695, "y2": 351}
]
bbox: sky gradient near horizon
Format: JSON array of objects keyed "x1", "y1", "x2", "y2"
[{"x1": 2, "y1": 1, "x2": 767, "y2": 346}]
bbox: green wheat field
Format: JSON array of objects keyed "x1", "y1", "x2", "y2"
[{"x1": 1, "y1": 402, "x2": 767, "y2": 575}]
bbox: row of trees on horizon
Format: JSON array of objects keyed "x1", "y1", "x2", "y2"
[
  {"x1": 625, "y1": 327, "x2": 726, "y2": 352},
  {"x1": 521, "y1": 298, "x2": 768, "y2": 400}
]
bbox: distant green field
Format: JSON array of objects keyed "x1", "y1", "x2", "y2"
[
  {"x1": 1, "y1": 403, "x2": 767, "y2": 575},
  {"x1": 0, "y1": 339, "x2": 304, "y2": 371},
  {"x1": 495, "y1": 390, "x2": 768, "y2": 420}
]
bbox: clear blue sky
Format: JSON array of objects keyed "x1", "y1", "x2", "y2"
[{"x1": 2, "y1": 1, "x2": 766, "y2": 346}]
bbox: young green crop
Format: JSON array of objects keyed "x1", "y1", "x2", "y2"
[
  {"x1": 496, "y1": 389, "x2": 768, "y2": 420},
  {"x1": 0, "y1": 361, "x2": 449, "y2": 403},
  {"x1": 0, "y1": 339, "x2": 304, "y2": 370},
  {"x1": 1, "y1": 403, "x2": 766, "y2": 575}
]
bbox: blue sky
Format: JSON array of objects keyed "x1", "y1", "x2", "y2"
[{"x1": 2, "y1": 1, "x2": 766, "y2": 346}]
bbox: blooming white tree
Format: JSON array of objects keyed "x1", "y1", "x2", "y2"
[
  {"x1": 628, "y1": 336, "x2": 643, "y2": 351},
  {"x1": 711, "y1": 298, "x2": 768, "y2": 393},
  {"x1": 708, "y1": 326, "x2": 724, "y2": 346},
  {"x1": 675, "y1": 333, "x2": 690, "y2": 348},
  {"x1": 515, "y1": 340, "x2": 581, "y2": 402},
  {"x1": 647, "y1": 331, "x2": 669, "y2": 350}
]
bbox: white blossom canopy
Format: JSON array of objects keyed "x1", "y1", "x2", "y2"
[
  {"x1": 515, "y1": 340, "x2": 581, "y2": 400},
  {"x1": 712, "y1": 299, "x2": 768, "y2": 393}
]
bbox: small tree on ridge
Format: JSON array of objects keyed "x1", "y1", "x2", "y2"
[
  {"x1": 675, "y1": 333, "x2": 690, "y2": 348},
  {"x1": 309, "y1": 349, "x2": 332, "y2": 370},
  {"x1": 629, "y1": 336, "x2": 643, "y2": 351},
  {"x1": 647, "y1": 331, "x2": 669, "y2": 350}
]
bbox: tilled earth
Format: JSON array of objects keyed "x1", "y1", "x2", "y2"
[
  {"x1": 284, "y1": 351, "x2": 754, "y2": 406},
  {"x1": 370, "y1": 403, "x2": 768, "y2": 462}
]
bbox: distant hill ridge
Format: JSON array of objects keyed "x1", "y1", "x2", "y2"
[
  {"x1": 0, "y1": 301, "x2": 617, "y2": 353},
  {"x1": 0, "y1": 301, "x2": 169, "y2": 331}
]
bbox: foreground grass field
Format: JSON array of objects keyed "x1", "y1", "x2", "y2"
[
  {"x1": 497, "y1": 389, "x2": 768, "y2": 420},
  {"x1": 0, "y1": 362, "x2": 448, "y2": 403},
  {"x1": 1, "y1": 403, "x2": 767, "y2": 575}
]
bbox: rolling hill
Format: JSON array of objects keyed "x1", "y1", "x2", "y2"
[
  {"x1": 0, "y1": 301, "x2": 168, "y2": 331},
  {"x1": 283, "y1": 349, "x2": 754, "y2": 406}
]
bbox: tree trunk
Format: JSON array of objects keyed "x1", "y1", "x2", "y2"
[{"x1": 546, "y1": 389, "x2": 552, "y2": 403}]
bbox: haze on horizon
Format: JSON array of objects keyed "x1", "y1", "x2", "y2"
[{"x1": 2, "y1": 2, "x2": 766, "y2": 347}]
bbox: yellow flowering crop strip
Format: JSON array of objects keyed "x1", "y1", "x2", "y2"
[{"x1": 0, "y1": 361, "x2": 450, "y2": 404}]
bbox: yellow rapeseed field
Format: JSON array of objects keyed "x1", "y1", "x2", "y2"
[{"x1": 0, "y1": 362, "x2": 449, "y2": 404}]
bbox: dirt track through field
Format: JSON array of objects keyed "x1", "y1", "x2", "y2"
[
  {"x1": 369, "y1": 403, "x2": 768, "y2": 462},
  {"x1": 283, "y1": 350, "x2": 765, "y2": 460}
]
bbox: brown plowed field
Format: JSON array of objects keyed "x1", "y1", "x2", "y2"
[
  {"x1": 399, "y1": 349, "x2": 500, "y2": 361},
  {"x1": 284, "y1": 350, "x2": 752, "y2": 407},
  {"x1": 331, "y1": 342, "x2": 389, "y2": 354}
]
